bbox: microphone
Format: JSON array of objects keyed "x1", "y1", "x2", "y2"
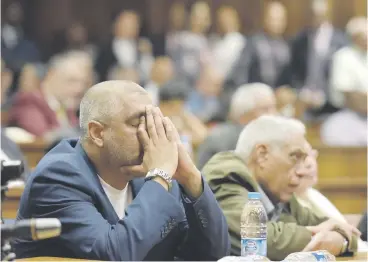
[{"x1": 1, "y1": 218, "x2": 61, "y2": 241}]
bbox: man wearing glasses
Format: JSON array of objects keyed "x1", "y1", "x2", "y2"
[{"x1": 202, "y1": 115, "x2": 359, "y2": 261}]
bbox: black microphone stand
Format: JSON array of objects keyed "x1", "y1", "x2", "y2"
[{"x1": 1, "y1": 185, "x2": 16, "y2": 261}]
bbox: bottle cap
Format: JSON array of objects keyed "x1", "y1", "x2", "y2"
[{"x1": 248, "y1": 192, "x2": 261, "y2": 199}]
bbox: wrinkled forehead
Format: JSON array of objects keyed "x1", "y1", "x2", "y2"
[{"x1": 282, "y1": 134, "x2": 308, "y2": 154}]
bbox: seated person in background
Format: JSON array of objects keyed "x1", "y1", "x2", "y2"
[
  {"x1": 296, "y1": 143, "x2": 368, "y2": 250},
  {"x1": 14, "y1": 81, "x2": 230, "y2": 260},
  {"x1": 8, "y1": 52, "x2": 91, "y2": 141},
  {"x1": 294, "y1": 144, "x2": 346, "y2": 221},
  {"x1": 159, "y1": 80, "x2": 208, "y2": 149},
  {"x1": 322, "y1": 16, "x2": 367, "y2": 146},
  {"x1": 196, "y1": 82, "x2": 276, "y2": 169},
  {"x1": 1, "y1": 59, "x2": 30, "y2": 178},
  {"x1": 186, "y1": 66, "x2": 223, "y2": 123},
  {"x1": 144, "y1": 56, "x2": 175, "y2": 105},
  {"x1": 202, "y1": 115, "x2": 359, "y2": 261}
]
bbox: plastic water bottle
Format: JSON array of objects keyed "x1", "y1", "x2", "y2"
[
  {"x1": 241, "y1": 192, "x2": 268, "y2": 257},
  {"x1": 283, "y1": 250, "x2": 336, "y2": 261}
]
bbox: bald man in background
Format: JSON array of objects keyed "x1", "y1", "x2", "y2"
[
  {"x1": 14, "y1": 80, "x2": 229, "y2": 261},
  {"x1": 9, "y1": 52, "x2": 91, "y2": 140}
]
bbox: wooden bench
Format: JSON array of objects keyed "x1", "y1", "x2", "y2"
[
  {"x1": 18, "y1": 139, "x2": 49, "y2": 169},
  {"x1": 315, "y1": 146, "x2": 367, "y2": 214}
]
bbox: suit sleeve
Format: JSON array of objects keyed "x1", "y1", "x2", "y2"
[
  {"x1": 29, "y1": 167, "x2": 186, "y2": 261},
  {"x1": 178, "y1": 177, "x2": 230, "y2": 260},
  {"x1": 212, "y1": 182, "x2": 315, "y2": 261}
]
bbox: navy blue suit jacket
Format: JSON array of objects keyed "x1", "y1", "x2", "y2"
[{"x1": 14, "y1": 138, "x2": 230, "y2": 260}]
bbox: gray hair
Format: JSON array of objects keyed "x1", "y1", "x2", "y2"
[
  {"x1": 235, "y1": 115, "x2": 306, "y2": 161},
  {"x1": 79, "y1": 81, "x2": 124, "y2": 138},
  {"x1": 229, "y1": 83, "x2": 274, "y2": 120}
]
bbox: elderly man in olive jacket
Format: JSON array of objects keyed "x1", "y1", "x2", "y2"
[{"x1": 203, "y1": 115, "x2": 359, "y2": 261}]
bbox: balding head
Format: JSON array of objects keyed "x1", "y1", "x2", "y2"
[
  {"x1": 79, "y1": 80, "x2": 147, "y2": 138},
  {"x1": 80, "y1": 80, "x2": 152, "y2": 169},
  {"x1": 43, "y1": 52, "x2": 91, "y2": 109}
]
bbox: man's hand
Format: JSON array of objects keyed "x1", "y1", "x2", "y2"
[
  {"x1": 303, "y1": 231, "x2": 344, "y2": 256},
  {"x1": 136, "y1": 106, "x2": 178, "y2": 187},
  {"x1": 165, "y1": 118, "x2": 203, "y2": 198},
  {"x1": 307, "y1": 218, "x2": 361, "y2": 241}
]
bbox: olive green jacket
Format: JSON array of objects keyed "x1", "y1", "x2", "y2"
[{"x1": 202, "y1": 151, "x2": 357, "y2": 261}]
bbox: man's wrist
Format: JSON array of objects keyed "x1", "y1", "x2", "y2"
[
  {"x1": 179, "y1": 170, "x2": 203, "y2": 199},
  {"x1": 152, "y1": 176, "x2": 169, "y2": 191}
]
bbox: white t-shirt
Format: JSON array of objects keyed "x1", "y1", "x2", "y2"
[
  {"x1": 98, "y1": 176, "x2": 133, "y2": 219},
  {"x1": 330, "y1": 46, "x2": 368, "y2": 107}
]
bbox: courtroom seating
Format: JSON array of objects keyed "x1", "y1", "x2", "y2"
[
  {"x1": 315, "y1": 146, "x2": 367, "y2": 214},
  {"x1": 17, "y1": 139, "x2": 49, "y2": 169}
]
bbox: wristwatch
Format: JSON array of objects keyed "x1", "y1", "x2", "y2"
[
  {"x1": 340, "y1": 237, "x2": 349, "y2": 254},
  {"x1": 145, "y1": 168, "x2": 172, "y2": 190}
]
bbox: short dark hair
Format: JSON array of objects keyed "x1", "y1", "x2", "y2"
[{"x1": 159, "y1": 79, "x2": 190, "y2": 102}]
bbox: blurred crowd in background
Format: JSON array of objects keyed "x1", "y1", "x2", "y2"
[{"x1": 1, "y1": 0, "x2": 367, "y2": 168}]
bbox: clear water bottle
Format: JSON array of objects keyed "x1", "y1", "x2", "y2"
[
  {"x1": 283, "y1": 250, "x2": 336, "y2": 261},
  {"x1": 241, "y1": 192, "x2": 268, "y2": 257}
]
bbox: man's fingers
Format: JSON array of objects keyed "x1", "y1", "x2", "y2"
[
  {"x1": 302, "y1": 231, "x2": 325, "y2": 252},
  {"x1": 352, "y1": 227, "x2": 362, "y2": 236},
  {"x1": 138, "y1": 116, "x2": 149, "y2": 149},
  {"x1": 306, "y1": 226, "x2": 319, "y2": 235},
  {"x1": 163, "y1": 117, "x2": 174, "y2": 142},
  {"x1": 146, "y1": 105, "x2": 158, "y2": 142},
  {"x1": 153, "y1": 107, "x2": 166, "y2": 138},
  {"x1": 167, "y1": 117, "x2": 181, "y2": 143}
]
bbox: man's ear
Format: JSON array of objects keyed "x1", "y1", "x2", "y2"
[
  {"x1": 87, "y1": 120, "x2": 104, "y2": 147},
  {"x1": 254, "y1": 144, "x2": 269, "y2": 168}
]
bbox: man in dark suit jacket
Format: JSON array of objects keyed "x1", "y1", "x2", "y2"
[
  {"x1": 95, "y1": 11, "x2": 153, "y2": 83},
  {"x1": 14, "y1": 80, "x2": 230, "y2": 261},
  {"x1": 288, "y1": 0, "x2": 348, "y2": 116}
]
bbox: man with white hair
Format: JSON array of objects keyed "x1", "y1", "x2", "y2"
[
  {"x1": 196, "y1": 83, "x2": 276, "y2": 169},
  {"x1": 322, "y1": 16, "x2": 367, "y2": 146},
  {"x1": 203, "y1": 115, "x2": 358, "y2": 260}
]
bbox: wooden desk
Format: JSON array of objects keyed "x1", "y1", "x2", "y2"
[
  {"x1": 315, "y1": 146, "x2": 367, "y2": 214},
  {"x1": 2, "y1": 185, "x2": 24, "y2": 219},
  {"x1": 18, "y1": 139, "x2": 48, "y2": 169},
  {"x1": 337, "y1": 252, "x2": 367, "y2": 261}
]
